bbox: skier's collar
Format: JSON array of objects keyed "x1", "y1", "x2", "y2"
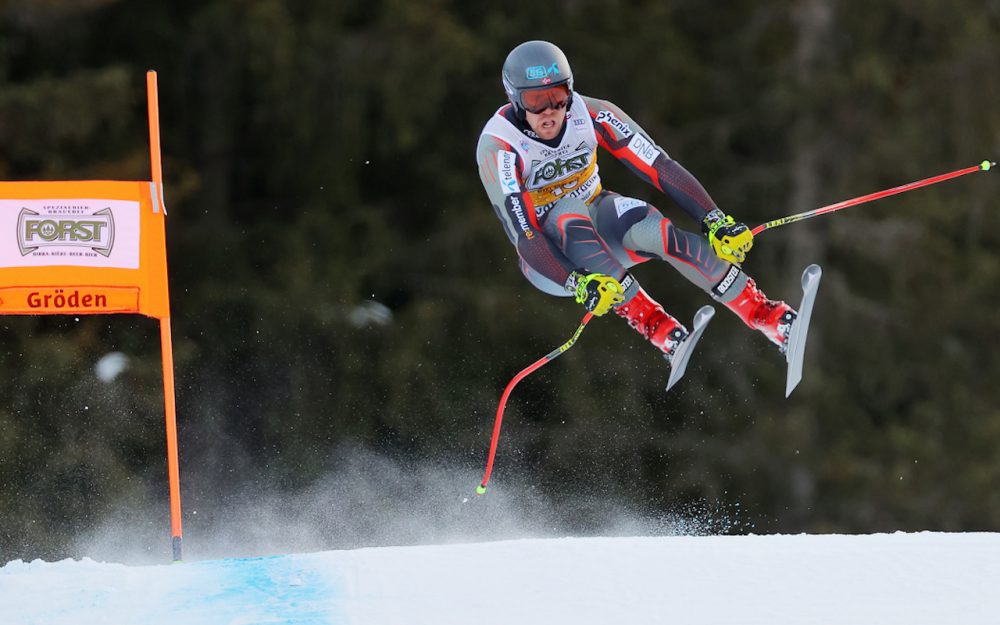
[{"x1": 503, "y1": 107, "x2": 567, "y2": 148}]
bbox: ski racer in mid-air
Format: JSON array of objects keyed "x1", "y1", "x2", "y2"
[{"x1": 476, "y1": 40, "x2": 798, "y2": 370}]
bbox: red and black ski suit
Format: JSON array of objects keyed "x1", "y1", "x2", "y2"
[{"x1": 476, "y1": 93, "x2": 750, "y2": 306}]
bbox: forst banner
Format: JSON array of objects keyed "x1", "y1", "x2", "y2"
[
  {"x1": 0, "y1": 180, "x2": 170, "y2": 319},
  {"x1": 10, "y1": 200, "x2": 139, "y2": 265}
]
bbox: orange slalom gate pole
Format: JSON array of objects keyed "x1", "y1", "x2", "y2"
[
  {"x1": 160, "y1": 317, "x2": 183, "y2": 561},
  {"x1": 147, "y1": 70, "x2": 183, "y2": 561}
]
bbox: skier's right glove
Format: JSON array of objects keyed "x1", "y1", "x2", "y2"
[
  {"x1": 567, "y1": 270, "x2": 626, "y2": 316},
  {"x1": 702, "y1": 208, "x2": 754, "y2": 264}
]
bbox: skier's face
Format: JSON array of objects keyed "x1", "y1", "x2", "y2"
[
  {"x1": 525, "y1": 105, "x2": 566, "y2": 140},
  {"x1": 519, "y1": 84, "x2": 569, "y2": 140}
]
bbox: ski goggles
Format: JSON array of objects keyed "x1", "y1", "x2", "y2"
[{"x1": 519, "y1": 84, "x2": 571, "y2": 114}]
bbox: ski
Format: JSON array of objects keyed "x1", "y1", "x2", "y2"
[
  {"x1": 666, "y1": 305, "x2": 716, "y2": 392},
  {"x1": 784, "y1": 264, "x2": 823, "y2": 397}
]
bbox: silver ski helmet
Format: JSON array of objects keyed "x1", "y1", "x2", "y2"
[{"x1": 502, "y1": 40, "x2": 574, "y2": 119}]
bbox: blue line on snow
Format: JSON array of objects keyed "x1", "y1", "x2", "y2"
[{"x1": 167, "y1": 554, "x2": 344, "y2": 624}]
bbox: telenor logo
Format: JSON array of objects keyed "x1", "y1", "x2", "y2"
[{"x1": 17, "y1": 207, "x2": 115, "y2": 257}]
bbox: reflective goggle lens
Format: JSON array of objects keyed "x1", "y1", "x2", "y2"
[{"x1": 520, "y1": 85, "x2": 570, "y2": 114}]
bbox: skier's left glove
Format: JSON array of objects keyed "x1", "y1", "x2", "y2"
[
  {"x1": 702, "y1": 209, "x2": 753, "y2": 264},
  {"x1": 567, "y1": 270, "x2": 626, "y2": 316}
]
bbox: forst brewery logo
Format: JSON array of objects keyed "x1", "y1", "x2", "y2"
[{"x1": 17, "y1": 207, "x2": 116, "y2": 257}]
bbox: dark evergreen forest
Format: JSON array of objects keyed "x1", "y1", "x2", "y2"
[{"x1": 1, "y1": 1, "x2": 998, "y2": 561}]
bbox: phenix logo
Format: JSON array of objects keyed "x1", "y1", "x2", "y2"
[{"x1": 17, "y1": 207, "x2": 115, "y2": 257}]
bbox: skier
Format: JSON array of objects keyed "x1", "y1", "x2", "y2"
[{"x1": 476, "y1": 40, "x2": 798, "y2": 366}]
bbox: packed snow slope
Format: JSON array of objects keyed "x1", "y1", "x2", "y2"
[{"x1": 3, "y1": 532, "x2": 999, "y2": 625}]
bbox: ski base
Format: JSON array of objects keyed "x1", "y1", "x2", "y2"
[
  {"x1": 666, "y1": 305, "x2": 716, "y2": 392},
  {"x1": 785, "y1": 264, "x2": 823, "y2": 397}
]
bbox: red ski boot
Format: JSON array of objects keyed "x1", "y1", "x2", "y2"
[
  {"x1": 724, "y1": 277, "x2": 797, "y2": 352},
  {"x1": 614, "y1": 287, "x2": 689, "y2": 361}
]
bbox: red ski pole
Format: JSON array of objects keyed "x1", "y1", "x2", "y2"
[
  {"x1": 476, "y1": 312, "x2": 594, "y2": 495},
  {"x1": 752, "y1": 160, "x2": 994, "y2": 236}
]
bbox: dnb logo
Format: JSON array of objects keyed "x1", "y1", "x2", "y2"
[
  {"x1": 17, "y1": 207, "x2": 115, "y2": 257},
  {"x1": 526, "y1": 63, "x2": 560, "y2": 82}
]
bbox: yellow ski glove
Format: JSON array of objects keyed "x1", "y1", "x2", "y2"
[
  {"x1": 703, "y1": 209, "x2": 754, "y2": 264},
  {"x1": 570, "y1": 271, "x2": 625, "y2": 316}
]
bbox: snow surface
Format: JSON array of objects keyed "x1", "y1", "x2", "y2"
[{"x1": 3, "y1": 532, "x2": 999, "y2": 624}]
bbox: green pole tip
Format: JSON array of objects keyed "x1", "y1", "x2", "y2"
[
  {"x1": 981, "y1": 160, "x2": 994, "y2": 171},
  {"x1": 476, "y1": 485, "x2": 487, "y2": 495}
]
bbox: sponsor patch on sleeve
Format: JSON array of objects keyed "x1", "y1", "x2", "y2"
[
  {"x1": 498, "y1": 150, "x2": 520, "y2": 194},
  {"x1": 628, "y1": 133, "x2": 660, "y2": 166},
  {"x1": 594, "y1": 110, "x2": 632, "y2": 138},
  {"x1": 613, "y1": 196, "x2": 646, "y2": 218}
]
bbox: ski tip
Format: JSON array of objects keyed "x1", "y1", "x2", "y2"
[
  {"x1": 475, "y1": 485, "x2": 487, "y2": 496},
  {"x1": 802, "y1": 264, "x2": 822, "y2": 287},
  {"x1": 694, "y1": 304, "x2": 716, "y2": 323},
  {"x1": 981, "y1": 160, "x2": 995, "y2": 172},
  {"x1": 785, "y1": 264, "x2": 823, "y2": 395}
]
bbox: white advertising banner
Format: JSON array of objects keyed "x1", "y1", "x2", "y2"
[{"x1": 0, "y1": 198, "x2": 141, "y2": 269}]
